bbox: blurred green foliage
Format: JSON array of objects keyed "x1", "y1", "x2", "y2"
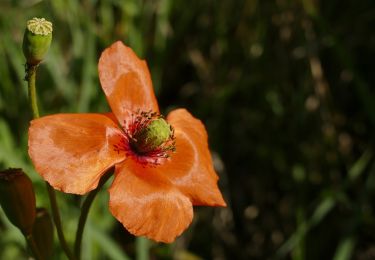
[{"x1": 0, "y1": 0, "x2": 375, "y2": 259}]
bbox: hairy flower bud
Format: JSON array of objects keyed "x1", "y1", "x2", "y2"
[
  {"x1": 132, "y1": 118, "x2": 172, "y2": 154},
  {"x1": 23, "y1": 17, "x2": 53, "y2": 65},
  {"x1": 0, "y1": 168, "x2": 36, "y2": 235}
]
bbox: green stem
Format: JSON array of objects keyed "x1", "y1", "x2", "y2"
[
  {"x1": 46, "y1": 183, "x2": 76, "y2": 260},
  {"x1": 25, "y1": 234, "x2": 43, "y2": 260},
  {"x1": 136, "y1": 237, "x2": 150, "y2": 260},
  {"x1": 26, "y1": 64, "x2": 39, "y2": 118},
  {"x1": 74, "y1": 171, "x2": 113, "y2": 260},
  {"x1": 26, "y1": 63, "x2": 76, "y2": 260}
]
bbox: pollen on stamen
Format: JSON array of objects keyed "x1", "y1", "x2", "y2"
[{"x1": 117, "y1": 110, "x2": 176, "y2": 166}]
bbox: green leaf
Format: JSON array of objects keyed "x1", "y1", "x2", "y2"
[
  {"x1": 333, "y1": 236, "x2": 356, "y2": 260},
  {"x1": 349, "y1": 150, "x2": 372, "y2": 181}
]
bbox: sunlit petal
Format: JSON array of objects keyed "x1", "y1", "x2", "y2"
[
  {"x1": 28, "y1": 113, "x2": 126, "y2": 194},
  {"x1": 99, "y1": 41, "x2": 159, "y2": 124},
  {"x1": 109, "y1": 162, "x2": 193, "y2": 243},
  {"x1": 160, "y1": 109, "x2": 226, "y2": 206}
]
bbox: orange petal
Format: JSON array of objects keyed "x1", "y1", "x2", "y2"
[
  {"x1": 28, "y1": 114, "x2": 126, "y2": 194},
  {"x1": 160, "y1": 109, "x2": 226, "y2": 206},
  {"x1": 109, "y1": 162, "x2": 193, "y2": 243},
  {"x1": 98, "y1": 41, "x2": 159, "y2": 123}
]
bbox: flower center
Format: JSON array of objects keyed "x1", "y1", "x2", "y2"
[
  {"x1": 120, "y1": 110, "x2": 176, "y2": 165},
  {"x1": 131, "y1": 118, "x2": 171, "y2": 154}
]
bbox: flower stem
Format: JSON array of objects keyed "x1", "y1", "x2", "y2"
[
  {"x1": 25, "y1": 234, "x2": 43, "y2": 260},
  {"x1": 26, "y1": 63, "x2": 76, "y2": 260},
  {"x1": 74, "y1": 171, "x2": 113, "y2": 260},
  {"x1": 136, "y1": 237, "x2": 150, "y2": 260}
]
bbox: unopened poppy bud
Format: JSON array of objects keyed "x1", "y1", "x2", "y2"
[
  {"x1": 33, "y1": 208, "x2": 54, "y2": 260},
  {"x1": 132, "y1": 118, "x2": 172, "y2": 154},
  {"x1": 0, "y1": 168, "x2": 36, "y2": 235},
  {"x1": 23, "y1": 17, "x2": 53, "y2": 65}
]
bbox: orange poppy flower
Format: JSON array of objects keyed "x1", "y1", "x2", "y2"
[{"x1": 28, "y1": 41, "x2": 226, "y2": 243}]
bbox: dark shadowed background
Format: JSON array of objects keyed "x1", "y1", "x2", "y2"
[{"x1": 1, "y1": 0, "x2": 375, "y2": 259}]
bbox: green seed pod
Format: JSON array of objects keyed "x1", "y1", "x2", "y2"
[
  {"x1": 133, "y1": 118, "x2": 172, "y2": 154},
  {"x1": 0, "y1": 168, "x2": 36, "y2": 235},
  {"x1": 33, "y1": 208, "x2": 54, "y2": 260},
  {"x1": 23, "y1": 17, "x2": 53, "y2": 65}
]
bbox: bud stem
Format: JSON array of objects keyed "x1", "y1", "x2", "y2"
[
  {"x1": 26, "y1": 234, "x2": 43, "y2": 260},
  {"x1": 46, "y1": 184, "x2": 76, "y2": 260},
  {"x1": 26, "y1": 64, "x2": 40, "y2": 118}
]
